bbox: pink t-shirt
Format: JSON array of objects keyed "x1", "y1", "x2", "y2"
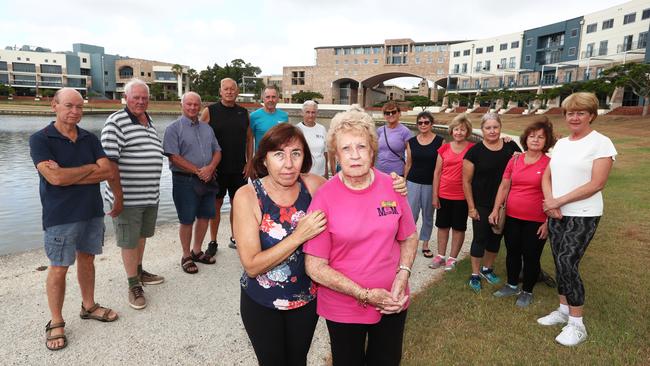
[
  {"x1": 437, "y1": 142, "x2": 474, "y2": 200},
  {"x1": 504, "y1": 153, "x2": 550, "y2": 223},
  {"x1": 303, "y1": 168, "x2": 416, "y2": 324}
]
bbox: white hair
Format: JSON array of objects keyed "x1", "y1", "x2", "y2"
[
  {"x1": 181, "y1": 91, "x2": 201, "y2": 104},
  {"x1": 124, "y1": 78, "x2": 149, "y2": 97},
  {"x1": 302, "y1": 100, "x2": 318, "y2": 112}
]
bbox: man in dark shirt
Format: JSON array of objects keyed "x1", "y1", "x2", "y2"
[
  {"x1": 29, "y1": 88, "x2": 118, "y2": 351},
  {"x1": 200, "y1": 78, "x2": 253, "y2": 252}
]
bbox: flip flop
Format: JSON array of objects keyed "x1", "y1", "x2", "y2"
[{"x1": 422, "y1": 249, "x2": 434, "y2": 258}]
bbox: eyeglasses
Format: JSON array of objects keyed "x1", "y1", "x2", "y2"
[
  {"x1": 417, "y1": 120, "x2": 431, "y2": 126},
  {"x1": 383, "y1": 110, "x2": 399, "y2": 116}
]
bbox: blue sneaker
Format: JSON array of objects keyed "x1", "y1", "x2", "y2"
[
  {"x1": 480, "y1": 268, "x2": 501, "y2": 285},
  {"x1": 468, "y1": 276, "x2": 481, "y2": 293}
]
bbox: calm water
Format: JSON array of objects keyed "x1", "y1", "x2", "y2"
[{"x1": 0, "y1": 113, "x2": 330, "y2": 255}]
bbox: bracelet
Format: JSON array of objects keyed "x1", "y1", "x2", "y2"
[
  {"x1": 397, "y1": 265, "x2": 411, "y2": 277},
  {"x1": 358, "y1": 288, "x2": 370, "y2": 308}
]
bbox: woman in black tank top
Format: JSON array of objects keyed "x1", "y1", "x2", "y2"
[{"x1": 404, "y1": 111, "x2": 444, "y2": 258}]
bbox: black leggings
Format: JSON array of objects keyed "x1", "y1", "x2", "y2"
[
  {"x1": 326, "y1": 311, "x2": 408, "y2": 366},
  {"x1": 240, "y1": 289, "x2": 319, "y2": 366},
  {"x1": 470, "y1": 206, "x2": 503, "y2": 257},
  {"x1": 548, "y1": 216, "x2": 600, "y2": 307},
  {"x1": 503, "y1": 216, "x2": 547, "y2": 292}
]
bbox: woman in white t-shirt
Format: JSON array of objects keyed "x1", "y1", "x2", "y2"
[
  {"x1": 537, "y1": 92, "x2": 617, "y2": 347},
  {"x1": 296, "y1": 100, "x2": 329, "y2": 178}
]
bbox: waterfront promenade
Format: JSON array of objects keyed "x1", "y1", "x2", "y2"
[{"x1": 0, "y1": 216, "x2": 471, "y2": 365}]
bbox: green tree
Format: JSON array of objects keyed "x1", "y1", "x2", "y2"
[
  {"x1": 602, "y1": 63, "x2": 650, "y2": 116},
  {"x1": 192, "y1": 59, "x2": 263, "y2": 100},
  {"x1": 291, "y1": 91, "x2": 324, "y2": 103},
  {"x1": 41, "y1": 89, "x2": 55, "y2": 100},
  {"x1": 405, "y1": 95, "x2": 434, "y2": 107},
  {"x1": 0, "y1": 84, "x2": 16, "y2": 96},
  {"x1": 150, "y1": 84, "x2": 164, "y2": 101}
]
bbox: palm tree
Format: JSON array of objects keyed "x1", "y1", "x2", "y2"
[{"x1": 171, "y1": 64, "x2": 184, "y2": 98}]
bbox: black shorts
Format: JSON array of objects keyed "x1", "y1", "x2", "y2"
[
  {"x1": 435, "y1": 197, "x2": 468, "y2": 231},
  {"x1": 216, "y1": 173, "x2": 247, "y2": 199}
]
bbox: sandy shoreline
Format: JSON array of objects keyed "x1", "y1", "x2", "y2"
[{"x1": 0, "y1": 214, "x2": 471, "y2": 365}]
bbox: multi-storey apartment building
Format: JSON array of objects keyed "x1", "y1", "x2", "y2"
[
  {"x1": 282, "y1": 38, "x2": 464, "y2": 106},
  {"x1": 0, "y1": 43, "x2": 188, "y2": 99}
]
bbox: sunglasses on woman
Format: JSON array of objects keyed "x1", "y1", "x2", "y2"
[
  {"x1": 383, "y1": 110, "x2": 399, "y2": 116},
  {"x1": 417, "y1": 120, "x2": 431, "y2": 125}
]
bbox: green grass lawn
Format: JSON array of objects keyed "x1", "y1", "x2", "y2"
[{"x1": 402, "y1": 115, "x2": 650, "y2": 365}]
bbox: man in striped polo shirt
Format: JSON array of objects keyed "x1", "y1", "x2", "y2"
[{"x1": 101, "y1": 79, "x2": 165, "y2": 310}]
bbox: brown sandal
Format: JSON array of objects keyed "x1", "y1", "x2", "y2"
[
  {"x1": 181, "y1": 256, "x2": 199, "y2": 274},
  {"x1": 191, "y1": 250, "x2": 216, "y2": 265},
  {"x1": 45, "y1": 320, "x2": 67, "y2": 351},
  {"x1": 80, "y1": 303, "x2": 118, "y2": 322}
]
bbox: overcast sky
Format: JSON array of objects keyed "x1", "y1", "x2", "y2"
[{"x1": 2, "y1": 0, "x2": 622, "y2": 86}]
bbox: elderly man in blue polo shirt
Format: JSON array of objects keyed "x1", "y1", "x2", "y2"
[
  {"x1": 29, "y1": 88, "x2": 118, "y2": 352},
  {"x1": 164, "y1": 91, "x2": 222, "y2": 274}
]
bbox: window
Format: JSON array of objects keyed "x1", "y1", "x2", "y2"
[
  {"x1": 461, "y1": 63, "x2": 467, "y2": 73},
  {"x1": 483, "y1": 79, "x2": 489, "y2": 89},
  {"x1": 11, "y1": 62, "x2": 36, "y2": 72},
  {"x1": 105, "y1": 71, "x2": 108, "y2": 75},
  {"x1": 623, "y1": 13, "x2": 636, "y2": 24},
  {"x1": 363, "y1": 59, "x2": 369, "y2": 64},
  {"x1": 335, "y1": 60, "x2": 339, "y2": 65},
  {"x1": 639, "y1": 32, "x2": 648, "y2": 49},
  {"x1": 17, "y1": 57, "x2": 21, "y2": 61},
  {"x1": 585, "y1": 43, "x2": 594, "y2": 57},
  {"x1": 291, "y1": 71, "x2": 305, "y2": 85},
  {"x1": 525, "y1": 54, "x2": 531, "y2": 62},
  {"x1": 44, "y1": 59, "x2": 48, "y2": 63},
  {"x1": 344, "y1": 48, "x2": 351, "y2": 55},
  {"x1": 570, "y1": 28, "x2": 578, "y2": 38},
  {"x1": 391, "y1": 45, "x2": 403, "y2": 53},
  {"x1": 500, "y1": 58, "x2": 507, "y2": 69},
  {"x1": 522, "y1": 75, "x2": 529, "y2": 85},
  {"x1": 463, "y1": 49, "x2": 470, "y2": 56},
  {"x1": 438, "y1": 57, "x2": 444, "y2": 63},
  {"x1": 511, "y1": 41, "x2": 519, "y2": 49},
  {"x1": 82, "y1": 57, "x2": 87, "y2": 63},
  {"x1": 475, "y1": 61, "x2": 482, "y2": 71},
  {"x1": 602, "y1": 18, "x2": 614, "y2": 30},
  {"x1": 486, "y1": 46, "x2": 494, "y2": 53},
  {"x1": 140, "y1": 71, "x2": 144, "y2": 76},
  {"x1": 509, "y1": 57, "x2": 516, "y2": 68},
  {"x1": 623, "y1": 35, "x2": 634, "y2": 51},
  {"x1": 354, "y1": 47, "x2": 363, "y2": 55},
  {"x1": 643, "y1": 8, "x2": 650, "y2": 20},
  {"x1": 476, "y1": 47, "x2": 483, "y2": 54},
  {"x1": 599, "y1": 40, "x2": 608, "y2": 55},
  {"x1": 415, "y1": 57, "x2": 420, "y2": 64},
  {"x1": 500, "y1": 43, "x2": 508, "y2": 50},
  {"x1": 453, "y1": 51, "x2": 460, "y2": 57},
  {"x1": 475, "y1": 80, "x2": 480, "y2": 89},
  {"x1": 373, "y1": 59, "x2": 378, "y2": 64},
  {"x1": 462, "y1": 80, "x2": 469, "y2": 89},
  {"x1": 526, "y1": 38, "x2": 532, "y2": 47},
  {"x1": 344, "y1": 60, "x2": 348, "y2": 65},
  {"x1": 363, "y1": 47, "x2": 371, "y2": 54},
  {"x1": 26, "y1": 57, "x2": 30, "y2": 61},
  {"x1": 568, "y1": 47, "x2": 576, "y2": 56},
  {"x1": 564, "y1": 71, "x2": 573, "y2": 83},
  {"x1": 354, "y1": 59, "x2": 358, "y2": 64},
  {"x1": 334, "y1": 48, "x2": 342, "y2": 55},
  {"x1": 484, "y1": 60, "x2": 491, "y2": 71},
  {"x1": 437, "y1": 68, "x2": 444, "y2": 75},
  {"x1": 453, "y1": 64, "x2": 459, "y2": 73},
  {"x1": 596, "y1": 67, "x2": 604, "y2": 77},
  {"x1": 372, "y1": 47, "x2": 382, "y2": 54},
  {"x1": 415, "y1": 45, "x2": 423, "y2": 53},
  {"x1": 427, "y1": 57, "x2": 432, "y2": 64},
  {"x1": 53, "y1": 60, "x2": 56, "y2": 63},
  {"x1": 586, "y1": 23, "x2": 597, "y2": 33},
  {"x1": 147, "y1": 72, "x2": 151, "y2": 77},
  {"x1": 41, "y1": 65, "x2": 62, "y2": 74}
]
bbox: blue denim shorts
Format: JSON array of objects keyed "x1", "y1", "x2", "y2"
[
  {"x1": 44, "y1": 216, "x2": 105, "y2": 267},
  {"x1": 172, "y1": 175, "x2": 216, "y2": 225}
]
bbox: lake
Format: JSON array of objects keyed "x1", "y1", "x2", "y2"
[{"x1": 0, "y1": 113, "x2": 338, "y2": 255}]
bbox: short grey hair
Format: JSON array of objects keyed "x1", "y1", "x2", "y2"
[
  {"x1": 302, "y1": 100, "x2": 318, "y2": 112},
  {"x1": 480, "y1": 112, "x2": 501, "y2": 127},
  {"x1": 181, "y1": 91, "x2": 201, "y2": 104},
  {"x1": 220, "y1": 78, "x2": 238, "y2": 89},
  {"x1": 124, "y1": 78, "x2": 149, "y2": 97}
]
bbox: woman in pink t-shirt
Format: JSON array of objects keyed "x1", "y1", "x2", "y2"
[
  {"x1": 304, "y1": 107, "x2": 417, "y2": 366},
  {"x1": 430, "y1": 114, "x2": 475, "y2": 271},
  {"x1": 488, "y1": 117, "x2": 555, "y2": 307}
]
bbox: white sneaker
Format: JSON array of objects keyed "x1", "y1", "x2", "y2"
[
  {"x1": 537, "y1": 309, "x2": 568, "y2": 326},
  {"x1": 555, "y1": 324, "x2": 588, "y2": 346}
]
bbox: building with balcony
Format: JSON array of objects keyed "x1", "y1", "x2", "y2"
[
  {"x1": 0, "y1": 46, "x2": 90, "y2": 96},
  {"x1": 115, "y1": 59, "x2": 189, "y2": 100},
  {"x1": 282, "y1": 38, "x2": 464, "y2": 106}
]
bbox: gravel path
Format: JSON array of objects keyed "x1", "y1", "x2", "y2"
[{"x1": 0, "y1": 214, "x2": 471, "y2": 365}]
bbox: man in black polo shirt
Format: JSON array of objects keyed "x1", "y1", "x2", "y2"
[
  {"x1": 29, "y1": 88, "x2": 118, "y2": 351},
  {"x1": 200, "y1": 78, "x2": 253, "y2": 253}
]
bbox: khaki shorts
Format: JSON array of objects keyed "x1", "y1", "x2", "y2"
[{"x1": 112, "y1": 205, "x2": 158, "y2": 249}]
